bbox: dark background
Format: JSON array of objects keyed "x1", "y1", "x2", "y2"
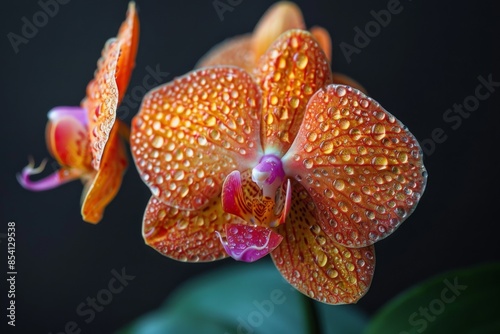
[{"x1": 0, "y1": 0, "x2": 498, "y2": 333}]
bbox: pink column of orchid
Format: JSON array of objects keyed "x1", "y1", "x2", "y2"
[{"x1": 130, "y1": 3, "x2": 427, "y2": 305}]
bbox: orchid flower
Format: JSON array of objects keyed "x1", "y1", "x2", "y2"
[
  {"x1": 18, "y1": 2, "x2": 139, "y2": 223},
  {"x1": 131, "y1": 13, "x2": 427, "y2": 304}
]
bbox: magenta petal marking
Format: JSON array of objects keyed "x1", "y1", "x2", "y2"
[
  {"x1": 17, "y1": 158, "x2": 79, "y2": 191},
  {"x1": 48, "y1": 106, "x2": 88, "y2": 126},
  {"x1": 216, "y1": 223, "x2": 283, "y2": 262},
  {"x1": 221, "y1": 170, "x2": 244, "y2": 219}
]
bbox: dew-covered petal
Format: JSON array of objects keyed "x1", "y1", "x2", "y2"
[
  {"x1": 81, "y1": 126, "x2": 128, "y2": 223},
  {"x1": 332, "y1": 72, "x2": 367, "y2": 93},
  {"x1": 45, "y1": 107, "x2": 92, "y2": 170},
  {"x1": 115, "y1": 1, "x2": 139, "y2": 103},
  {"x1": 131, "y1": 67, "x2": 262, "y2": 210},
  {"x1": 256, "y1": 30, "x2": 332, "y2": 156},
  {"x1": 82, "y1": 38, "x2": 121, "y2": 171},
  {"x1": 197, "y1": 2, "x2": 305, "y2": 73},
  {"x1": 217, "y1": 223, "x2": 283, "y2": 262},
  {"x1": 252, "y1": 1, "x2": 305, "y2": 60},
  {"x1": 283, "y1": 85, "x2": 427, "y2": 247},
  {"x1": 222, "y1": 170, "x2": 290, "y2": 228},
  {"x1": 17, "y1": 159, "x2": 83, "y2": 191},
  {"x1": 143, "y1": 196, "x2": 242, "y2": 262},
  {"x1": 310, "y1": 26, "x2": 331, "y2": 63},
  {"x1": 271, "y1": 180, "x2": 375, "y2": 304}
]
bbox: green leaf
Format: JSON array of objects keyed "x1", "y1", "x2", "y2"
[
  {"x1": 117, "y1": 259, "x2": 367, "y2": 334},
  {"x1": 365, "y1": 262, "x2": 500, "y2": 334}
]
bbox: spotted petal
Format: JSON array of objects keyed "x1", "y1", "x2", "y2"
[
  {"x1": 115, "y1": 1, "x2": 139, "y2": 103},
  {"x1": 197, "y1": 2, "x2": 305, "y2": 73},
  {"x1": 82, "y1": 38, "x2": 121, "y2": 170},
  {"x1": 143, "y1": 196, "x2": 242, "y2": 262},
  {"x1": 271, "y1": 180, "x2": 375, "y2": 304},
  {"x1": 283, "y1": 85, "x2": 427, "y2": 247},
  {"x1": 256, "y1": 30, "x2": 332, "y2": 156},
  {"x1": 131, "y1": 67, "x2": 262, "y2": 210},
  {"x1": 218, "y1": 223, "x2": 283, "y2": 262},
  {"x1": 81, "y1": 126, "x2": 128, "y2": 223}
]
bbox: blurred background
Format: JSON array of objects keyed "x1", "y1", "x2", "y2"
[{"x1": 0, "y1": 0, "x2": 498, "y2": 332}]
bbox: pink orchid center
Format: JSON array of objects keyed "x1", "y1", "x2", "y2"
[{"x1": 216, "y1": 224, "x2": 283, "y2": 262}]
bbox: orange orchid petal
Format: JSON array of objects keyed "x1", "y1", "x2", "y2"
[
  {"x1": 81, "y1": 126, "x2": 128, "y2": 224},
  {"x1": 310, "y1": 26, "x2": 332, "y2": 63},
  {"x1": 283, "y1": 85, "x2": 427, "y2": 247},
  {"x1": 82, "y1": 38, "x2": 121, "y2": 171},
  {"x1": 143, "y1": 196, "x2": 244, "y2": 262},
  {"x1": 332, "y1": 72, "x2": 367, "y2": 93},
  {"x1": 45, "y1": 107, "x2": 92, "y2": 171},
  {"x1": 252, "y1": 1, "x2": 305, "y2": 60},
  {"x1": 197, "y1": 2, "x2": 305, "y2": 73},
  {"x1": 196, "y1": 34, "x2": 255, "y2": 74},
  {"x1": 115, "y1": 1, "x2": 139, "y2": 103},
  {"x1": 131, "y1": 67, "x2": 263, "y2": 210},
  {"x1": 271, "y1": 180, "x2": 375, "y2": 304},
  {"x1": 256, "y1": 30, "x2": 332, "y2": 156}
]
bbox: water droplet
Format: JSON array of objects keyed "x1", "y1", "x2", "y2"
[
  {"x1": 174, "y1": 170, "x2": 185, "y2": 181},
  {"x1": 320, "y1": 140, "x2": 333, "y2": 154},
  {"x1": 310, "y1": 224, "x2": 321, "y2": 234},
  {"x1": 316, "y1": 251, "x2": 328, "y2": 267},
  {"x1": 327, "y1": 268, "x2": 338, "y2": 278},
  {"x1": 372, "y1": 123, "x2": 386, "y2": 140},
  {"x1": 289, "y1": 97, "x2": 300, "y2": 109},
  {"x1": 206, "y1": 116, "x2": 216, "y2": 127},
  {"x1": 177, "y1": 219, "x2": 189, "y2": 230},
  {"x1": 197, "y1": 136, "x2": 208, "y2": 146},
  {"x1": 324, "y1": 188, "x2": 334, "y2": 198},
  {"x1": 307, "y1": 132, "x2": 318, "y2": 142},
  {"x1": 316, "y1": 235, "x2": 327, "y2": 245},
  {"x1": 336, "y1": 86, "x2": 347, "y2": 97},
  {"x1": 151, "y1": 136, "x2": 164, "y2": 148},
  {"x1": 372, "y1": 156, "x2": 388, "y2": 170},
  {"x1": 397, "y1": 152, "x2": 408, "y2": 163},
  {"x1": 179, "y1": 186, "x2": 189, "y2": 198},
  {"x1": 395, "y1": 207, "x2": 407, "y2": 218},
  {"x1": 303, "y1": 159, "x2": 313, "y2": 169},
  {"x1": 170, "y1": 115, "x2": 180, "y2": 128},
  {"x1": 334, "y1": 179, "x2": 345, "y2": 191},
  {"x1": 339, "y1": 119, "x2": 350, "y2": 130},
  {"x1": 294, "y1": 53, "x2": 308, "y2": 69},
  {"x1": 350, "y1": 192, "x2": 362, "y2": 203}
]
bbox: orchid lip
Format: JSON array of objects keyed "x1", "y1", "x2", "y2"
[{"x1": 215, "y1": 224, "x2": 283, "y2": 263}]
